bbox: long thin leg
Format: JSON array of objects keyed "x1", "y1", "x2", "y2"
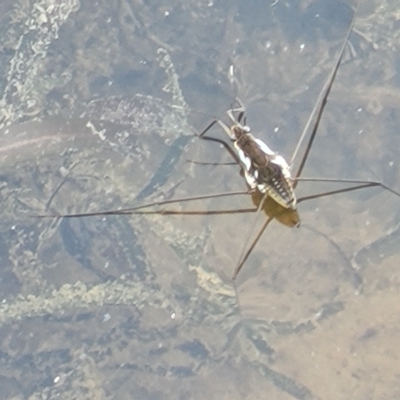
[
  {"x1": 186, "y1": 160, "x2": 237, "y2": 166},
  {"x1": 234, "y1": 192, "x2": 269, "y2": 276},
  {"x1": 198, "y1": 118, "x2": 236, "y2": 141},
  {"x1": 123, "y1": 208, "x2": 257, "y2": 216},
  {"x1": 197, "y1": 116, "x2": 243, "y2": 165},
  {"x1": 232, "y1": 187, "x2": 378, "y2": 281},
  {"x1": 66, "y1": 181, "x2": 388, "y2": 219},
  {"x1": 296, "y1": 177, "x2": 400, "y2": 198},
  {"x1": 297, "y1": 183, "x2": 381, "y2": 204},
  {"x1": 291, "y1": 12, "x2": 356, "y2": 186},
  {"x1": 198, "y1": 134, "x2": 240, "y2": 165},
  {"x1": 33, "y1": 190, "x2": 253, "y2": 218},
  {"x1": 53, "y1": 183, "x2": 384, "y2": 219},
  {"x1": 56, "y1": 182, "x2": 386, "y2": 218},
  {"x1": 232, "y1": 216, "x2": 274, "y2": 280},
  {"x1": 198, "y1": 119, "x2": 220, "y2": 138}
]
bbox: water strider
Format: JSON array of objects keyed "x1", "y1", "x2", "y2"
[
  {"x1": 5, "y1": 2, "x2": 400, "y2": 399},
  {"x1": 41, "y1": 8, "x2": 400, "y2": 281}
]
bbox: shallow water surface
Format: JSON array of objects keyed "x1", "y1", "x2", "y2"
[{"x1": 0, "y1": 1, "x2": 400, "y2": 399}]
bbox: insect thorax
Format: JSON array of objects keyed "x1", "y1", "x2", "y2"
[{"x1": 235, "y1": 134, "x2": 269, "y2": 168}]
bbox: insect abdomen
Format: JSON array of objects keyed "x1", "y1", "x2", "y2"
[{"x1": 255, "y1": 165, "x2": 296, "y2": 209}]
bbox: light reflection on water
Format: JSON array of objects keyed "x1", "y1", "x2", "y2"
[{"x1": 0, "y1": 0, "x2": 399, "y2": 399}]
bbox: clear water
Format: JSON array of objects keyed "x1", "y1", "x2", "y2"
[{"x1": 0, "y1": 0, "x2": 399, "y2": 399}]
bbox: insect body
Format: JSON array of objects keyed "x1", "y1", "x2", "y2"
[
  {"x1": 197, "y1": 97, "x2": 300, "y2": 233},
  {"x1": 198, "y1": 110, "x2": 302, "y2": 277},
  {"x1": 231, "y1": 124, "x2": 296, "y2": 211}
]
